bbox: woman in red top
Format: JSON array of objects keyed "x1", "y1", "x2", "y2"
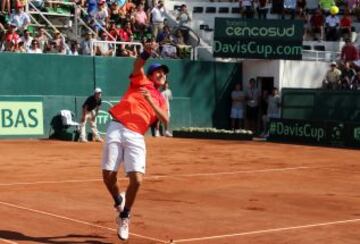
[
  {"x1": 101, "y1": 41, "x2": 169, "y2": 241},
  {"x1": 340, "y1": 10, "x2": 352, "y2": 40}
]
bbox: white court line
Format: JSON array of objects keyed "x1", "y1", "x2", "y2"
[
  {"x1": 0, "y1": 166, "x2": 314, "y2": 186},
  {"x1": 0, "y1": 239, "x2": 18, "y2": 244},
  {"x1": 0, "y1": 201, "x2": 168, "y2": 244},
  {"x1": 173, "y1": 218, "x2": 360, "y2": 243}
]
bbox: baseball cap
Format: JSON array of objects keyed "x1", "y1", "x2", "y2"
[
  {"x1": 147, "y1": 63, "x2": 169, "y2": 75},
  {"x1": 331, "y1": 61, "x2": 337, "y2": 66},
  {"x1": 94, "y1": 87, "x2": 102, "y2": 93}
]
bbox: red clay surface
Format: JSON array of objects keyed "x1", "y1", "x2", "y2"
[{"x1": 0, "y1": 138, "x2": 360, "y2": 244}]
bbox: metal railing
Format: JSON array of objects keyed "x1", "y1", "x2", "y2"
[{"x1": 90, "y1": 40, "x2": 143, "y2": 56}]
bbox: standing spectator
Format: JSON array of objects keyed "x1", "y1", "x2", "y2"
[
  {"x1": 309, "y1": 9, "x2": 325, "y2": 41},
  {"x1": 340, "y1": 61, "x2": 356, "y2": 89},
  {"x1": 155, "y1": 81, "x2": 173, "y2": 137},
  {"x1": 79, "y1": 88, "x2": 103, "y2": 142},
  {"x1": 176, "y1": 4, "x2": 191, "y2": 26},
  {"x1": 245, "y1": 78, "x2": 260, "y2": 133},
  {"x1": 161, "y1": 81, "x2": 173, "y2": 137},
  {"x1": 230, "y1": 83, "x2": 245, "y2": 131},
  {"x1": 239, "y1": 0, "x2": 255, "y2": 19},
  {"x1": 296, "y1": 0, "x2": 306, "y2": 17},
  {"x1": 325, "y1": 10, "x2": 340, "y2": 41},
  {"x1": 339, "y1": 10, "x2": 352, "y2": 40},
  {"x1": 257, "y1": 0, "x2": 269, "y2": 19},
  {"x1": 93, "y1": 0, "x2": 109, "y2": 33},
  {"x1": 261, "y1": 87, "x2": 281, "y2": 137},
  {"x1": 9, "y1": 3, "x2": 31, "y2": 33},
  {"x1": 134, "y1": 3, "x2": 149, "y2": 35},
  {"x1": 340, "y1": 39, "x2": 358, "y2": 64},
  {"x1": 150, "y1": 0, "x2": 166, "y2": 39},
  {"x1": 283, "y1": 0, "x2": 297, "y2": 19},
  {"x1": 322, "y1": 61, "x2": 341, "y2": 89},
  {"x1": 1, "y1": 0, "x2": 10, "y2": 15}
]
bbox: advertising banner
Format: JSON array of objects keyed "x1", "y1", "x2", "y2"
[
  {"x1": 213, "y1": 18, "x2": 304, "y2": 60},
  {"x1": 0, "y1": 101, "x2": 44, "y2": 136}
]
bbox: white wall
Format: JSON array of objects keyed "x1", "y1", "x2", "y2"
[{"x1": 242, "y1": 60, "x2": 330, "y2": 90}]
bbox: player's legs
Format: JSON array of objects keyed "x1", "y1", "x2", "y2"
[
  {"x1": 117, "y1": 128, "x2": 146, "y2": 240},
  {"x1": 102, "y1": 121, "x2": 125, "y2": 208}
]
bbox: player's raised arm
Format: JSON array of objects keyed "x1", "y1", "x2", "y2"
[{"x1": 132, "y1": 41, "x2": 158, "y2": 76}]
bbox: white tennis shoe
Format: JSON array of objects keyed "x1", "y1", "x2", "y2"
[{"x1": 117, "y1": 216, "x2": 130, "y2": 240}]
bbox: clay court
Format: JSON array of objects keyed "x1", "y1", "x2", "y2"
[{"x1": 0, "y1": 138, "x2": 360, "y2": 244}]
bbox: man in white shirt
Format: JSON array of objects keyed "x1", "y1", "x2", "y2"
[
  {"x1": 325, "y1": 13, "x2": 340, "y2": 41},
  {"x1": 9, "y1": 4, "x2": 31, "y2": 32},
  {"x1": 151, "y1": 0, "x2": 166, "y2": 40},
  {"x1": 21, "y1": 29, "x2": 33, "y2": 50}
]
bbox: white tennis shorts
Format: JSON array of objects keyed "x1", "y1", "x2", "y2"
[{"x1": 102, "y1": 121, "x2": 146, "y2": 174}]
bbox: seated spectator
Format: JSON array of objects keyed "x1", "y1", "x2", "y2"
[
  {"x1": 80, "y1": 31, "x2": 94, "y2": 55},
  {"x1": 156, "y1": 25, "x2": 171, "y2": 43},
  {"x1": 325, "y1": 11, "x2": 339, "y2": 41},
  {"x1": 339, "y1": 10, "x2": 352, "y2": 40},
  {"x1": 87, "y1": 0, "x2": 98, "y2": 20},
  {"x1": 9, "y1": 3, "x2": 31, "y2": 33},
  {"x1": 340, "y1": 39, "x2": 358, "y2": 64},
  {"x1": 15, "y1": 41, "x2": 26, "y2": 53},
  {"x1": 4, "y1": 23, "x2": 20, "y2": 51},
  {"x1": 120, "y1": 33, "x2": 138, "y2": 57},
  {"x1": 52, "y1": 31, "x2": 63, "y2": 49},
  {"x1": 322, "y1": 61, "x2": 341, "y2": 89},
  {"x1": 160, "y1": 42, "x2": 177, "y2": 58},
  {"x1": 27, "y1": 39, "x2": 43, "y2": 53},
  {"x1": 118, "y1": 21, "x2": 133, "y2": 42},
  {"x1": 21, "y1": 29, "x2": 33, "y2": 50},
  {"x1": 44, "y1": 41, "x2": 58, "y2": 53},
  {"x1": 68, "y1": 41, "x2": 79, "y2": 55},
  {"x1": 107, "y1": 21, "x2": 120, "y2": 41},
  {"x1": 319, "y1": 0, "x2": 335, "y2": 14},
  {"x1": 36, "y1": 27, "x2": 49, "y2": 51},
  {"x1": 95, "y1": 32, "x2": 113, "y2": 56},
  {"x1": 340, "y1": 61, "x2": 356, "y2": 89},
  {"x1": 309, "y1": 9, "x2": 325, "y2": 41}
]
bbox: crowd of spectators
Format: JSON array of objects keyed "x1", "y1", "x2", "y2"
[{"x1": 0, "y1": 0, "x2": 193, "y2": 58}]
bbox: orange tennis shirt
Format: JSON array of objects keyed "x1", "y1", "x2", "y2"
[{"x1": 109, "y1": 73, "x2": 168, "y2": 135}]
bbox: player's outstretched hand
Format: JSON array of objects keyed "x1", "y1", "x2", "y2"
[
  {"x1": 140, "y1": 88, "x2": 152, "y2": 103},
  {"x1": 144, "y1": 41, "x2": 158, "y2": 54}
]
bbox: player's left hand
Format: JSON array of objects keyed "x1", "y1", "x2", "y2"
[{"x1": 140, "y1": 88, "x2": 152, "y2": 102}]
